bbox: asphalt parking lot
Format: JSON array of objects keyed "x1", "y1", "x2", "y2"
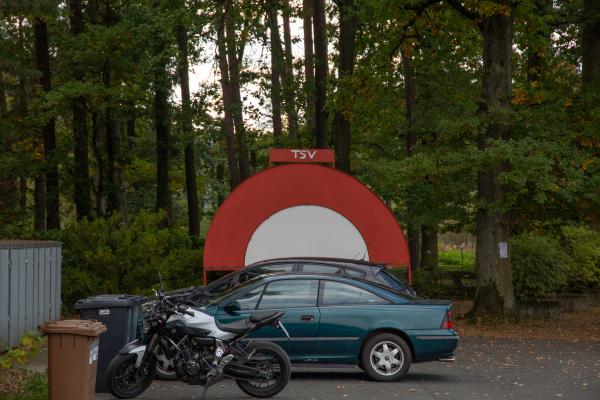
[{"x1": 97, "y1": 337, "x2": 599, "y2": 400}]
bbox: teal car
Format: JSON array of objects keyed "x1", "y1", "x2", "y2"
[{"x1": 203, "y1": 273, "x2": 459, "y2": 382}]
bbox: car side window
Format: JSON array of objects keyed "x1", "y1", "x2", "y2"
[
  {"x1": 301, "y1": 263, "x2": 341, "y2": 274},
  {"x1": 258, "y1": 280, "x2": 319, "y2": 309},
  {"x1": 344, "y1": 268, "x2": 366, "y2": 279},
  {"x1": 320, "y1": 281, "x2": 388, "y2": 305},
  {"x1": 236, "y1": 285, "x2": 265, "y2": 310},
  {"x1": 238, "y1": 264, "x2": 295, "y2": 285}
]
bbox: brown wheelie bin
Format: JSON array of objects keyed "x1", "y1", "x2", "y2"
[{"x1": 42, "y1": 320, "x2": 107, "y2": 400}]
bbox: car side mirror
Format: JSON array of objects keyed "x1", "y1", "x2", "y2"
[{"x1": 224, "y1": 300, "x2": 241, "y2": 314}]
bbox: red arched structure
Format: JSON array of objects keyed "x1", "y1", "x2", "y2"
[{"x1": 203, "y1": 163, "x2": 410, "y2": 282}]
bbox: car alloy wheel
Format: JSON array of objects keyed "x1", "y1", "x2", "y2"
[{"x1": 369, "y1": 341, "x2": 404, "y2": 376}]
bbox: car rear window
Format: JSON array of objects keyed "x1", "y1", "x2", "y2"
[
  {"x1": 301, "y1": 264, "x2": 342, "y2": 274},
  {"x1": 320, "y1": 281, "x2": 388, "y2": 305},
  {"x1": 376, "y1": 269, "x2": 409, "y2": 292}
]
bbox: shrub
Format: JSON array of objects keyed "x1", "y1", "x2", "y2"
[
  {"x1": 511, "y1": 232, "x2": 569, "y2": 302},
  {"x1": 60, "y1": 211, "x2": 203, "y2": 309},
  {"x1": 561, "y1": 225, "x2": 600, "y2": 290}
]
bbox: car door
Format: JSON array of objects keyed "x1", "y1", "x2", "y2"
[
  {"x1": 216, "y1": 278, "x2": 321, "y2": 362},
  {"x1": 315, "y1": 280, "x2": 390, "y2": 363}
]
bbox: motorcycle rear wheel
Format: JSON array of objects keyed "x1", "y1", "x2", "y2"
[
  {"x1": 235, "y1": 341, "x2": 291, "y2": 398},
  {"x1": 105, "y1": 353, "x2": 156, "y2": 399}
]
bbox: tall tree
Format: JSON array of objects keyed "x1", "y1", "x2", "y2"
[
  {"x1": 176, "y1": 22, "x2": 200, "y2": 238},
  {"x1": 153, "y1": 10, "x2": 172, "y2": 227},
  {"x1": 34, "y1": 16, "x2": 60, "y2": 230},
  {"x1": 69, "y1": 0, "x2": 92, "y2": 221},
  {"x1": 333, "y1": 0, "x2": 357, "y2": 172},
  {"x1": 582, "y1": 0, "x2": 600, "y2": 88},
  {"x1": 302, "y1": 0, "x2": 316, "y2": 136},
  {"x1": 267, "y1": 0, "x2": 284, "y2": 142},
  {"x1": 401, "y1": 48, "x2": 421, "y2": 271},
  {"x1": 449, "y1": 0, "x2": 516, "y2": 315},
  {"x1": 313, "y1": 0, "x2": 328, "y2": 148},
  {"x1": 281, "y1": 0, "x2": 299, "y2": 144},
  {"x1": 224, "y1": 0, "x2": 250, "y2": 180},
  {"x1": 216, "y1": 0, "x2": 240, "y2": 189}
]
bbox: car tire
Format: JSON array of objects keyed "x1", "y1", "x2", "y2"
[{"x1": 360, "y1": 333, "x2": 412, "y2": 382}]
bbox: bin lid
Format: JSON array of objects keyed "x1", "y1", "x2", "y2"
[
  {"x1": 74, "y1": 294, "x2": 146, "y2": 310},
  {"x1": 41, "y1": 320, "x2": 107, "y2": 336}
]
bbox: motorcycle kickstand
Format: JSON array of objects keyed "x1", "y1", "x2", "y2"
[{"x1": 200, "y1": 382, "x2": 209, "y2": 400}]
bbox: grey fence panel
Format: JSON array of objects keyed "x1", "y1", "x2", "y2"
[
  {"x1": 0, "y1": 242, "x2": 62, "y2": 348},
  {"x1": 0, "y1": 249, "x2": 9, "y2": 348}
]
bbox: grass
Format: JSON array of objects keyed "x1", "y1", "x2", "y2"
[
  {"x1": 439, "y1": 249, "x2": 475, "y2": 272},
  {"x1": 0, "y1": 371, "x2": 47, "y2": 400}
]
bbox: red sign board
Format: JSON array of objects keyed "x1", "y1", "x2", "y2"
[{"x1": 269, "y1": 148, "x2": 335, "y2": 165}]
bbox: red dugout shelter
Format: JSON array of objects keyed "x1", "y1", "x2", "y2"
[{"x1": 203, "y1": 149, "x2": 411, "y2": 284}]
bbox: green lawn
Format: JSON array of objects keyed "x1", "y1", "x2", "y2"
[{"x1": 439, "y1": 249, "x2": 475, "y2": 272}]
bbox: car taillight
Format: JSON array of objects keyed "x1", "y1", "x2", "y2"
[{"x1": 441, "y1": 310, "x2": 453, "y2": 329}]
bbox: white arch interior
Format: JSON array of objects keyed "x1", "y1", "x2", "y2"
[{"x1": 244, "y1": 205, "x2": 369, "y2": 265}]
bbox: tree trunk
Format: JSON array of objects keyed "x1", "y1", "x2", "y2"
[
  {"x1": 267, "y1": 1, "x2": 283, "y2": 142},
  {"x1": 19, "y1": 177, "x2": 27, "y2": 216},
  {"x1": 282, "y1": 0, "x2": 299, "y2": 144},
  {"x1": 472, "y1": 1, "x2": 515, "y2": 317},
  {"x1": 34, "y1": 17, "x2": 60, "y2": 230},
  {"x1": 313, "y1": 0, "x2": 328, "y2": 148},
  {"x1": 69, "y1": 0, "x2": 92, "y2": 221},
  {"x1": 302, "y1": 0, "x2": 316, "y2": 136},
  {"x1": 216, "y1": 0, "x2": 240, "y2": 189},
  {"x1": 91, "y1": 112, "x2": 105, "y2": 217},
  {"x1": 526, "y1": 0, "x2": 551, "y2": 83},
  {"x1": 34, "y1": 176, "x2": 45, "y2": 232},
  {"x1": 333, "y1": 0, "x2": 357, "y2": 172},
  {"x1": 154, "y1": 55, "x2": 172, "y2": 228},
  {"x1": 224, "y1": 1, "x2": 250, "y2": 180},
  {"x1": 176, "y1": 23, "x2": 200, "y2": 239},
  {"x1": 420, "y1": 225, "x2": 438, "y2": 271},
  {"x1": 0, "y1": 72, "x2": 6, "y2": 114},
  {"x1": 402, "y1": 48, "x2": 421, "y2": 271},
  {"x1": 582, "y1": 0, "x2": 600, "y2": 88}
]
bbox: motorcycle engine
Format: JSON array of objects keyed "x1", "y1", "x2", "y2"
[{"x1": 173, "y1": 339, "x2": 213, "y2": 385}]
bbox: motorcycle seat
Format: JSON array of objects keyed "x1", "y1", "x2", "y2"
[{"x1": 215, "y1": 319, "x2": 250, "y2": 334}]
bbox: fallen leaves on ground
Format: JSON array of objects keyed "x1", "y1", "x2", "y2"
[
  {"x1": 0, "y1": 368, "x2": 31, "y2": 395},
  {"x1": 452, "y1": 301, "x2": 600, "y2": 342}
]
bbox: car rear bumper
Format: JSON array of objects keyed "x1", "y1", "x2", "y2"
[{"x1": 409, "y1": 330, "x2": 459, "y2": 362}]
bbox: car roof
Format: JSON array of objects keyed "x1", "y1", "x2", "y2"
[
  {"x1": 247, "y1": 257, "x2": 384, "y2": 270},
  {"x1": 256, "y1": 272, "x2": 417, "y2": 300}
]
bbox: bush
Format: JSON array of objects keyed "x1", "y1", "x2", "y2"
[
  {"x1": 511, "y1": 232, "x2": 569, "y2": 302},
  {"x1": 60, "y1": 211, "x2": 203, "y2": 310},
  {"x1": 561, "y1": 225, "x2": 600, "y2": 290}
]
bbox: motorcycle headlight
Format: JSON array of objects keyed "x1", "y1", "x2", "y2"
[{"x1": 141, "y1": 319, "x2": 151, "y2": 335}]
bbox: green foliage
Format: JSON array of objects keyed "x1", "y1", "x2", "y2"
[
  {"x1": 511, "y1": 232, "x2": 569, "y2": 302},
  {"x1": 439, "y1": 249, "x2": 475, "y2": 272},
  {"x1": 58, "y1": 211, "x2": 202, "y2": 309},
  {"x1": 0, "y1": 333, "x2": 44, "y2": 370},
  {"x1": 561, "y1": 225, "x2": 600, "y2": 290}
]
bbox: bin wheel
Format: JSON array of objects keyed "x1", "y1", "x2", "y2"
[{"x1": 106, "y1": 353, "x2": 156, "y2": 399}]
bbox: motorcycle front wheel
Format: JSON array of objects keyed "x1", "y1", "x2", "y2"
[
  {"x1": 235, "y1": 341, "x2": 291, "y2": 398},
  {"x1": 105, "y1": 353, "x2": 156, "y2": 399}
]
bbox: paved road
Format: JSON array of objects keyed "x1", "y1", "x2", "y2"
[{"x1": 97, "y1": 337, "x2": 599, "y2": 400}]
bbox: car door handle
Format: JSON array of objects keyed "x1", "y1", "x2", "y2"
[{"x1": 301, "y1": 315, "x2": 315, "y2": 321}]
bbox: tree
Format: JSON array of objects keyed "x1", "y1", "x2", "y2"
[
  {"x1": 267, "y1": 0, "x2": 284, "y2": 141},
  {"x1": 313, "y1": 0, "x2": 328, "y2": 148},
  {"x1": 33, "y1": 16, "x2": 60, "y2": 230},
  {"x1": 282, "y1": 0, "x2": 299, "y2": 144},
  {"x1": 333, "y1": 0, "x2": 357, "y2": 172},
  {"x1": 176, "y1": 20, "x2": 200, "y2": 238},
  {"x1": 68, "y1": 0, "x2": 92, "y2": 221},
  {"x1": 302, "y1": 0, "x2": 316, "y2": 136}
]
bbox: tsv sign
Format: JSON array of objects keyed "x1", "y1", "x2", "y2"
[{"x1": 269, "y1": 148, "x2": 335, "y2": 164}]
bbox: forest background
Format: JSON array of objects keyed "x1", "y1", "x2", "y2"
[{"x1": 1, "y1": 0, "x2": 599, "y2": 317}]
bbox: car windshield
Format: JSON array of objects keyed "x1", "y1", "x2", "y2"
[
  {"x1": 205, "y1": 276, "x2": 264, "y2": 306},
  {"x1": 376, "y1": 269, "x2": 409, "y2": 291}
]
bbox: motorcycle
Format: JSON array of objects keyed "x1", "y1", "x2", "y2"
[{"x1": 105, "y1": 276, "x2": 292, "y2": 399}]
